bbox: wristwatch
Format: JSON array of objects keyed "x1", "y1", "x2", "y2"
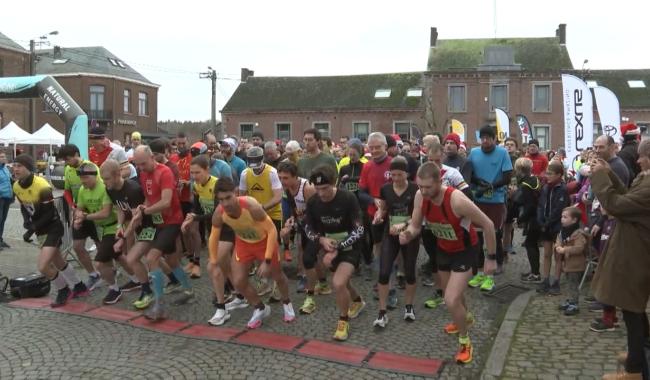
[{"x1": 487, "y1": 253, "x2": 497, "y2": 260}]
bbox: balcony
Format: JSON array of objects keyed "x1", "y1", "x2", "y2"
[{"x1": 85, "y1": 109, "x2": 113, "y2": 121}]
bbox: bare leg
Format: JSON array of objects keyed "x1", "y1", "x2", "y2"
[
  {"x1": 97, "y1": 261, "x2": 117, "y2": 286},
  {"x1": 230, "y1": 257, "x2": 261, "y2": 306},
  {"x1": 332, "y1": 263, "x2": 355, "y2": 317},
  {"x1": 72, "y1": 239, "x2": 96, "y2": 274},
  {"x1": 443, "y1": 269, "x2": 473, "y2": 336},
  {"x1": 126, "y1": 242, "x2": 151, "y2": 284}
]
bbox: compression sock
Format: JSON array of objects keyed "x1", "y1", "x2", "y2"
[
  {"x1": 151, "y1": 269, "x2": 164, "y2": 302},
  {"x1": 171, "y1": 267, "x2": 191, "y2": 290}
]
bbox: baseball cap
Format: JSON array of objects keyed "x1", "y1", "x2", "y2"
[
  {"x1": 190, "y1": 142, "x2": 208, "y2": 157},
  {"x1": 246, "y1": 146, "x2": 264, "y2": 169},
  {"x1": 219, "y1": 137, "x2": 237, "y2": 151},
  {"x1": 285, "y1": 140, "x2": 301, "y2": 154}
]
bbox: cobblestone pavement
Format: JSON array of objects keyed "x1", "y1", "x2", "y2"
[{"x1": 0, "y1": 207, "x2": 524, "y2": 379}]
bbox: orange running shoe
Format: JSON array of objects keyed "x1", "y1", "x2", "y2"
[
  {"x1": 283, "y1": 249, "x2": 292, "y2": 262},
  {"x1": 455, "y1": 339, "x2": 473, "y2": 364},
  {"x1": 444, "y1": 312, "x2": 475, "y2": 335}
]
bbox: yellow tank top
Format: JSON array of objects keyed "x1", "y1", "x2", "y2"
[
  {"x1": 243, "y1": 165, "x2": 281, "y2": 220},
  {"x1": 193, "y1": 176, "x2": 218, "y2": 214},
  {"x1": 13, "y1": 175, "x2": 51, "y2": 216},
  {"x1": 219, "y1": 197, "x2": 268, "y2": 243}
]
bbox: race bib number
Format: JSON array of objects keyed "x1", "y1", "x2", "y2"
[
  {"x1": 483, "y1": 188, "x2": 494, "y2": 199},
  {"x1": 389, "y1": 215, "x2": 409, "y2": 227},
  {"x1": 326, "y1": 232, "x2": 352, "y2": 252},
  {"x1": 200, "y1": 200, "x2": 215, "y2": 214},
  {"x1": 344, "y1": 182, "x2": 359, "y2": 192},
  {"x1": 426, "y1": 222, "x2": 458, "y2": 241},
  {"x1": 236, "y1": 228, "x2": 261, "y2": 241},
  {"x1": 152, "y1": 213, "x2": 164, "y2": 225},
  {"x1": 137, "y1": 227, "x2": 156, "y2": 241}
]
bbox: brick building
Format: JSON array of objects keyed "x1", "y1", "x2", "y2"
[
  {"x1": 0, "y1": 32, "x2": 30, "y2": 128},
  {"x1": 222, "y1": 24, "x2": 650, "y2": 149}
]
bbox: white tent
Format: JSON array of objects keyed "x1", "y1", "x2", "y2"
[
  {"x1": 24, "y1": 123, "x2": 65, "y2": 146},
  {"x1": 0, "y1": 121, "x2": 34, "y2": 156}
]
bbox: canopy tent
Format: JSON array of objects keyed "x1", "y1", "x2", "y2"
[
  {"x1": 0, "y1": 121, "x2": 34, "y2": 156},
  {"x1": 24, "y1": 123, "x2": 65, "y2": 146}
]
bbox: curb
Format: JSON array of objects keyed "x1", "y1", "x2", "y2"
[{"x1": 480, "y1": 289, "x2": 535, "y2": 380}]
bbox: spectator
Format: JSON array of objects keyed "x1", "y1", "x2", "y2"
[
  {"x1": 263, "y1": 142, "x2": 282, "y2": 169},
  {"x1": 297, "y1": 128, "x2": 338, "y2": 179},
  {"x1": 525, "y1": 139, "x2": 549, "y2": 178},
  {"x1": 88, "y1": 127, "x2": 113, "y2": 167},
  {"x1": 283, "y1": 140, "x2": 302, "y2": 165},
  {"x1": 443, "y1": 133, "x2": 472, "y2": 183},
  {"x1": 594, "y1": 135, "x2": 630, "y2": 187},
  {"x1": 0, "y1": 150, "x2": 13, "y2": 249},
  {"x1": 251, "y1": 131, "x2": 264, "y2": 148},
  {"x1": 125, "y1": 131, "x2": 141, "y2": 160},
  {"x1": 618, "y1": 123, "x2": 641, "y2": 179},
  {"x1": 512, "y1": 157, "x2": 541, "y2": 283}
]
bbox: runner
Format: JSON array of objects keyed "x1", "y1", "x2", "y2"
[
  {"x1": 399, "y1": 162, "x2": 497, "y2": 364},
  {"x1": 297, "y1": 128, "x2": 338, "y2": 179},
  {"x1": 174, "y1": 134, "x2": 195, "y2": 275},
  {"x1": 58, "y1": 144, "x2": 103, "y2": 288},
  {"x1": 303, "y1": 165, "x2": 366, "y2": 341},
  {"x1": 372, "y1": 157, "x2": 419, "y2": 327},
  {"x1": 208, "y1": 177, "x2": 295, "y2": 329},
  {"x1": 100, "y1": 160, "x2": 153, "y2": 305},
  {"x1": 131, "y1": 145, "x2": 193, "y2": 320},
  {"x1": 12, "y1": 154, "x2": 89, "y2": 307}
]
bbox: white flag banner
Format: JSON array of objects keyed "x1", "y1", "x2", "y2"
[
  {"x1": 495, "y1": 108, "x2": 510, "y2": 142},
  {"x1": 562, "y1": 74, "x2": 593, "y2": 170},
  {"x1": 593, "y1": 86, "x2": 621, "y2": 142}
]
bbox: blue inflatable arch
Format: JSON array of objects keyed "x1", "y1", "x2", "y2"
[{"x1": 0, "y1": 75, "x2": 88, "y2": 158}]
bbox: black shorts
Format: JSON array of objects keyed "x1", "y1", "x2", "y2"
[
  {"x1": 95, "y1": 234, "x2": 121, "y2": 263},
  {"x1": 540, "y1": 229, "x2": 558, "y2": 242},
  {"x1": 37, "y1": 221, "x2": 64, "y2": 248},
  {"x1": 437, "y1": 245, "x2": 477, "y2": 273},
  {"x1": 72, "y1": 219, "x2": 99, "y2": 241},
  {"x1": 331, "y1": 248, "x2": 361, "y2": 272},
  {"x1": 181, "y1": 202, "x2": 193, "y2": 217},
  {"x1": 220, "y1": 224, "x2": 235, "y2": 243},
  {"x1": 151, "y1": 225, "x2": 181, "y2": 254},
  {"x1": 273, "y1": 219, "x2": 282, "y2": 244},
  {"x1": 371, "y1": 222, "x2": 385, "y2": 244}
]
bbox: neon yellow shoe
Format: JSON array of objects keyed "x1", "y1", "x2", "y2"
[
  {"x1": 348, "y1": 299, "x2": 366, "y2": 319},
  {"x1": 314, "y1": 281, "x2": 332, "y2": 295},
  {"x1": 299, "y1": 296, "x2": 316, "y2": 314},
  {"x1": 133, "y1": 293, "x2": 154, "y2": 310},
  {"x1": 333, "y1": 320, "x2": 349, "y2": 341},
  {"x1": 468, "y1": 274, "x2": 486, "y2": 288}
]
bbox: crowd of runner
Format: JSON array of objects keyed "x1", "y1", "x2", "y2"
[{"x1": 6, "y1": 123, "x2": 649, "y2": 376}]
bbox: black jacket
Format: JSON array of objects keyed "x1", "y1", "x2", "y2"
[
  {"x1": 618, "y1": 140, "x2": 640, "y2": 180},
  {"x1": 513, "y1": 174, "x2": 540, "y2": 224},
  {"x1": 536, "y1": 181, "x2": 569, "y2": 234}
]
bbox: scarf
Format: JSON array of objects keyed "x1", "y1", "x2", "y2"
[
  {"x1": 18, "y1": 173, "x2": 34, "y2": 189},
  {"x1": 560, "y1": 222, "x2": 580, "y2": 243}
]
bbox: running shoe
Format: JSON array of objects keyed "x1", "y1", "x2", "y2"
[
  {"x1": 455, "y1": 337, "x2": 473, "y2": 364},
  {"x1": 283, "y1": 248, "x2": 292, "y2": 262},
  {"x1": 590, "y1": 319, "x2": 617, "y2": 332},
  {"x1": 333, "y1": 320, "x2": 350, "y2": 341},
  {"x1": 521, "y1": 273, "x2": 542, "y2": 283},
  {"x1": 51, "y1": 286, "x2": 72, "y2": 308},
  {"x1": 72, "y1": 281, "x2": 90, "y2": 298},
  {"x1": 226, "y1": 297, "x2": 249, "y2": 311},
  {"x1": 144, "y1": 302, "x2": 167, "y2": 321},
  {"x1": 480, "y1": 276, "x2": 495, "y2": 292},
  {"x1": 119, "y1": 280, "x2": 141, "y2": 293},
  {"x1": 86, "y1": 274, "x2": 102, "y2": 291},
  {"x1": 283, "y1": 303, "x2": 296, "y2": 323},
  {"x1": 421, "y1": 275, "x2": 434, "y2": 287},
  {"x1": 404, "y1": 305, "x2": 415, "y2": 322},
  {"x1": 537, "y1": 279, "x2": 550, "y2": 294},
  {"x1": 588, "y1": 302, "x2": 604, "y2": 313},
  {"x1": 373, "y1": 314, "x2": 388, "y2": 328},
  {"x1": 424, "y1": 295, "x2": 445, "y2": 309},
  {"x1": 314, "y1": 281, "x2": 332, "y2": 295},
  {"x1": 563, "y1": 303, "x2": 579, "y2": 316},
  {"x1": 164, "y1": 282, "x2": 182, "y2": 295},
  {"x1": 397, "y1": 275, "x2": 406, "y2": 290},
  {"x1": 299, "y1": 296, "x2": 316, "y2": 314},
  {"x1": 520, "y1": 272, "x2": 532, "y2": 280},
  {"x1": 246, "y1": 304, "x2": 271, "y2": 329},
  {"x1": 387, "y1": 289, "x2": 398, "y2": 310},
  {"x1": 548, "y1": 281, "x2": 561, "y2": 296},
  {"x1": 348, "y1": 299, "x2": 366, "y2": 319},
  {"x1": 296, "y1": 275, "x2": 307, "y2": 293},
  {"x1": 558, "y1": 299, "x2": 571, "y2": 311},
  {"x1": 102, "y1": 288, "x2": 122, "y2": 305},
  {"x1": 268, "y1": 282, "x2": 281, "y2": 303},
  {"x1": 190, "y1": 265, "x2": 201, "y2": 279},
  {"x1": 133, "y1": 292, "x2": 154, "y2": 310},
  {"x1": 208, "y1": 308, "x2": 231, "y2": 326},
  {"x1": 468, "y1": 274, "x2": 486, "y2": 288},
  {"x1": 444, "y1": 312, "x2": 475, "y2": 334},
  {"x1": 173, "y1": 289, "x2": 195, "y2": 306}
]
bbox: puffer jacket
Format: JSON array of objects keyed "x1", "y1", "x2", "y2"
[
  {"x1": 557, "y1": 228, "x2": 588, "y2": 273},
  {"x1": 0, "y1": 163, "x2": 13, "y2": 199},
  {"x1": 537, "y1": 181, "x2": 569, "y2": 235}
]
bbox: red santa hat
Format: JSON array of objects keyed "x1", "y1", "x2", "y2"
[{"x1": 621, "y1": 123, "x2": 641, "y2": 140}]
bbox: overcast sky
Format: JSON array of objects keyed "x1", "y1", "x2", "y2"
[{"x1": 3, "y1": 0, "x2": 649, "y2": 121}]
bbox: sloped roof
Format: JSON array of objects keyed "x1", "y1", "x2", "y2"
[
  {"x1": 427, "y1": 37, "x2": 573, "y2": 71},
  {"x1": 222, "y1": 72, "x2": 425, "y2": 113},
  {"x1": 35, "y1": 46, "x2": 156, "y2": 86},
  {"x1": 589, "y1": 70, "x2": 650, "y2": 109},
  {"x1": 0, "y1": 32, "x2": 27, "y2": 53}
]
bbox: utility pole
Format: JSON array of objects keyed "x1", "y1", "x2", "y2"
[
  {"x1": 29, "y1": 39, "x2": 35, "y2": 138},
  {"x1": 200, "y1": 67, "x2": 220, "y2": 139}
]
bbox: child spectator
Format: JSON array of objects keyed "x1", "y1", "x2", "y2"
[
  {"x1": 512, "y1": 157, "x2": 542, "y2": 283},
  {"x1": 555, "y1": 207, "x2": 589, "y2": 315}
]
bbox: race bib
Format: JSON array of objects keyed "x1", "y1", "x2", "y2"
[
  {"x1": 426, "y1": 222, "x2": 458, "y2": 241},
  {"x1": 326, "y1": 232, "x2": 352, "y2": 252},
  {"x1": 200, "y1": 200, "x2": 215, "y2": 214},
  {"x1": 152, "y1": 213, "x2": 164, "y2": 225},
  {"x1": 483, "y1": 188, "x2": 494, "y2": 199},
  {"x1": 236, "y1": 228, "x2": 261, "y2": 241},
  {"x1": 344, "y1": 182, "x2": 359, "y2": 192},
  {"x1": 137, "y1": 227, "x2": 156, "y2": 241},
  {"x1": 389, "y1": 215, "x2": 409, "y2": 227}
]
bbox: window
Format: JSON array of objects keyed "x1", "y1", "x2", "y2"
[
  {"x1": 533, "y1": 84, "x2": 551, "y2": 112},
  {"x1": 374, "y1": 89, "x2": 391, "y2": 98},
  {"x1": 275, "y1": 122, "x2": 291, "y2": 142},
  {"x1": 52, "y1": 59, "x2": 69, "y2": 64},
  {"x1": 586, "y1": 80, "x2": 598, "y2": 88},
  {"x1": 448, "y1": 85, "x2": 466, "y2": 112},
  {"x1": 353, "y1": 122, "x2": 370, "y2": 142},
  {"x1": 89, "y1": 85, "x2": 105, "y2": 112},
  {"x1": 108, "y1": 58, "x2": 126, "y2": 69},
  {"x1": 138, "y1": 92, "x2": 148, "y2": 116},
  {"x1": 394, "y1": 121, "x2": 411, "y2": 141},
  {"x1": 532, "y1": 125, "x2": 550, "y2": 150},
  {"x1": 123, "y1": 89, "x2": 131, "y2": 113},
  {"x1": 628, "y1": 80, "x2": 646, "y2": 88},
  {"x1": 313, "y1": 122, "x2": 330, "y2": 138},
  {"x1": 490, "y1": 84, "x2": 508, "y2": 111},
  {"x1": 240, "y1": 123, "x2": 254, "y2": 139},
  {"x1": 407, "y1": 88, "x2": 423, "y2": 97}
]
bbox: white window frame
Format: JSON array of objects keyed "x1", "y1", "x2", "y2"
[
  {"x1": 489, "y1": 83, "x2": 509, "y2": 111},
  {"x1": 89, "y1": 85, "x2": 105, "y2": 112},
  {"x1": 352, "y1": 121, "x2": 371, "y2": 142},
  {"x1": 239, "y1": 122, "x2": 255, "y2": 139},
  {"x1": 374, "y1": 89, "x2": 391, "y2": 98},
  {"x1": 393, "y1": 121, "x2": 412, "y2": 141},
  {"x1": 138, "y1": 91, "x2": 148, "y2": 116},
  {"x1": 123, "y1": 89, "x2": 131, "y2": 114},
  {"x1": 532, "y1": 82, "x2": 552, "y2": 113},
  {"x1": 532, "y1": 124, "x2": 551, "y2": 151},
  {"x1": 275, "y1": 122, "x2": 292, "y2": 141},
  {"x1": 312, "y1": 121, "x2": 331, "y2": 138},
  {"x1": 406, "y1": 87, "x2": 423, "y2": 97},
  {"x1": 447, "y1": 84, "x2": 467, "y2": 113}
]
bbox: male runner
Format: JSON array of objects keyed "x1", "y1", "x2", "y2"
[{"x1": 400, "y1": 162, "x2": 497, "y2": 364}]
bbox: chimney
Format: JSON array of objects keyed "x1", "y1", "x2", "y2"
[
  {"x1": 430, "y1": 27, "x2": 438, "y2": 47},
  {"x1": 53, "y1": 46, "x2": 62, "y2": 59},
  {"x1": 241, "y1": 68, "x2": 254, "y2": 82},
  {"x1": 557, "y1": 24, "x2": 566, "y2": 45}
]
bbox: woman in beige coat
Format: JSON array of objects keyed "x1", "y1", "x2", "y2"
[{"x1": 591, "y1": 139, "x2": 650, "y2": 380}]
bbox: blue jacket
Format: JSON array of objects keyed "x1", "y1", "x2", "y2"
[
  {"x1": 226, "y1": 155, "x2": 247, "y2": 177},
  {"x1": 0, "y1": 163, "x2": 13, "y2": 199},
  {"x1": 210, "y1": 159, "x2": 234, "y2": 181}
]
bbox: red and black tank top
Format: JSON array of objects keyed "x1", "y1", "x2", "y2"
[{"x1": 422, "y1": 186, "x2": 478, "y2": 253}]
